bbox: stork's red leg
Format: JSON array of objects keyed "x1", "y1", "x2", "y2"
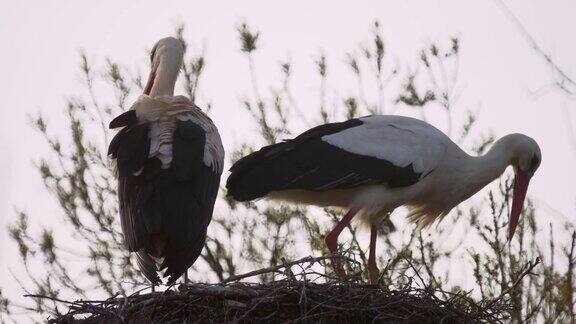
[
  {"x1": 324, "y1": 208, "x2": 359, "y2": 279},
  {"x1": 368, "y1": 223, "x2": 379, "y2": 284}
]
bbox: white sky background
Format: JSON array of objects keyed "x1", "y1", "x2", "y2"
[{"x1": 1, "y1": 0, "x2": 575, "y2": 304}]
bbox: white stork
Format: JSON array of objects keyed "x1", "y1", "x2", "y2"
[
  {"x1": 226, "y1": 115, "x2": 541, "y2": 283},
  {"x1": 108, "y1": 37, "x2": 224, "y2": 285}
]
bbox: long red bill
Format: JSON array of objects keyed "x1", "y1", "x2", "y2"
[
  {"x1": 508, "y1": 170, "x2": 530, "y2": 241},
  {"x1": 143, "y1": 69, "x2": 155, "y2": 95}
]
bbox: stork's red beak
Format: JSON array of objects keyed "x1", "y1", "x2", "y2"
[
  {"x1": 143, "y1": 69, "x2": 155, "y2": 95},
  {"x1": 508, "y1": 169, "x2": 530, "y2": 241}
]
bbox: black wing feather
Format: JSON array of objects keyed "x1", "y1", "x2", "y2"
[
  {"x1": 110, "y1": 124, "x2": 151, "y2": 252},
  {"x1": 110, "y1": 118, "x2": 220, "y2": 285},
  {"x1": 109, "y1": 110, "x2": 138, "y2": 129},
  {"x1": 172, "y1": 120, "x2": 206, "y2": 181},
  {"x1": 226, "y1": 118, "x2": 420, "y2": 201},
  {"x1": 160, "y1": 121, "x2": 221, "y2": 284},
  {"x1": 112, "y1": 124, "x2": 150, "y2": 175},
  {"x1": 135, "y1": 251, "x2": 161, "y2": 284}
]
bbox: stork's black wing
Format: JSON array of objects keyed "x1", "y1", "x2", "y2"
[
  {"x1": 109, "y1": 117, "x2": 221, "y2": 284},
  {"x1": 226, "y1": 118, "x2": 421, "y2": 201}
]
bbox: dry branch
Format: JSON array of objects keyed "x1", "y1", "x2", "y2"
[
  {"x1": 31, "y1": 256, "x2": 527, "y2": 323},
  {"x1": 42, "y1": 281, "x2": 511, "y2": 324}
]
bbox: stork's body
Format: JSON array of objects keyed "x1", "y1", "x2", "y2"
[
  {"x1": 108, "y1": 37, "x2": 224, "y2": 285},
  {"x1": 226, "y1": 115, "x2": 541, "y2": 283}
]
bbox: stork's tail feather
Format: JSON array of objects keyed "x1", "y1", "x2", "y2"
[
  {"x1": 227, "y1": 119, "x2": 368, "y2": 201},
  {"x1": 226, "y1": 143, "x2": 286, "y2": 201},
  {"x1": 162, "y1": 230, "x2": 207, "y2": 285},
  {"x1": 135, "y1": 250, "x2": 161, "y2": 285},
  {"x1": 226, "y1": 170, "x2": 268, "y2": 201}
]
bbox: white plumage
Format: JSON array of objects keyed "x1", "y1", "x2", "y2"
[
  {"x1": 323, "y1": 116, "x2": 448, "y2": 176},
  {"x1": 109, "y1": 37, "x2": 224, "y2": 285},
  {"x1": 227, "y1": 114, "x2": 542, "y2": 283},
  {"x1": 133, "y1": 95, "x2": 223, "y2": 172}
]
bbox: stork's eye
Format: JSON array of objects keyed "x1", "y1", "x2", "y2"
[{"x1": 531, "y1": 154, "x2": 540, "y2": 169}]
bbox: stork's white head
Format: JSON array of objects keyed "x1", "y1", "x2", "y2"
[
  {"x1": 509, "y1": 134, "x2": 542, "y2": 177},
  {"x1": 143, "y1": 37, "x2": 185, "y2": 97},
  {"x1": 499, "y1": 133, "x2": 542, "y2": 241}
]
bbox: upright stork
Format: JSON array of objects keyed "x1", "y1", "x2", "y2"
[
  {"x1": 226, "y1": 115, "x2": 541, "y2": 283},
  {"x1": 108, "y1": 37, "x2": 224, "y2": 285}
]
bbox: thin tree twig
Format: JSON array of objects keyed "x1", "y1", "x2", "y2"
[
  {"x1": 483, "y1": 257, "x2": 541, "y2": 310},
  {"x1": 221, "y1": 255, "x2": 357, "y2": 283}
]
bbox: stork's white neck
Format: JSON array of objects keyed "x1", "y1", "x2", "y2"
[
  {"x1": 468, "y1": 136, "x2": 515, "y2": 189},
  {"x1": 149, "y1": 51, "x2": 183, "y2": 97},
  {"x1": 149, "y1": 60, "x2": 179, "y2": 97}
]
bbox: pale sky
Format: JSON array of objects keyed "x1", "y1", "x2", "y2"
[{"x1": 1, "y1": 0, "x2": 575, "y2": 305}]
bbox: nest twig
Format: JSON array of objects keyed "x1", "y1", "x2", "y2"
[{"x1": 31, "y1": 255, "x2": 517, "y2": 323}]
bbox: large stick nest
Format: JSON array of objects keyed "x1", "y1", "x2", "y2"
[
  {"x1": 39, "y1": 256, "x2": 532, "y2": 323},
  {"x1": 50, "y1": 282, "x2": 507, "y2": 323}
]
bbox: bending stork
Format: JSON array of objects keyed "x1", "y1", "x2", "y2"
[
  {"x1": 226, "y1": 115, "x2": 541, "y2": 283},
  {"x1": 108, "y1": 37, "x2": 224, "y2": 285}
]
